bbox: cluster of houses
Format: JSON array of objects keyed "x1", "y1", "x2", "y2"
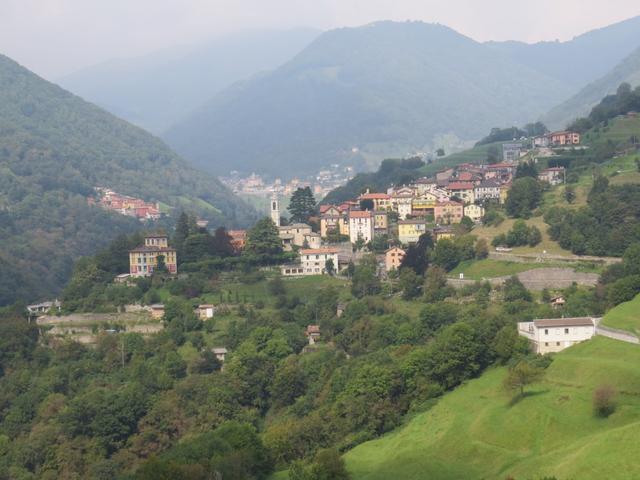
[
  {"x1": 91, "y1": 187, "x2": 162, "y2": 221},
  {"x1": 533, "y1": 130, "x2": 581, "y2": 148}
]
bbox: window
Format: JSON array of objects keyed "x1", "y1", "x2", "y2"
[
  {"x1": 544, "y1": 329, "x2": 549, "y2": 335},
  {"x1": 565, "y1": 328, "x2": 569, "y2": 334},
  {"x1": 545, "y1": 342, "x2": 549, "y2": 346},
  {"x1": 556, "y1": 342, "x2": 560, "y2": 346}
]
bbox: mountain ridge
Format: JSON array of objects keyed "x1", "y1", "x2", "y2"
[
  {"x1": 58, "y1": 28, "x2": 320, "y2": 133},
  {"x1": 163, "y1": 21, "x2": 573, "y2": 178}
]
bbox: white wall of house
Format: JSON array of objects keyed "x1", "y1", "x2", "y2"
[{"x1": 518, "y1": 319, "x2": 595, "y2": 354}]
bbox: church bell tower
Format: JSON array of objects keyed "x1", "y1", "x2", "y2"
[{"x1": 270, "y1": 193, "x2": 280, "y2": 227}]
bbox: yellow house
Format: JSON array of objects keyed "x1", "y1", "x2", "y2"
[
  {"x1": 499, "y1": 184, "x2": 510, "y2": 204},
  {"x1": 464, "y1": 204, "x2": 485, "y2": 223},
  {"x1": 398, "y1": 219, "x2": 427, "y2": 244},
  {"x1": 433, "y1": 226, "x2": 455, "y2": 243},
  {"x1": 359, "y1": 192, "x2": 392, "y2": 210},
  {"x1": 373, "y1": 211, "x2": 388, "y2": 235},
  {"x1": 411, "y1": 198, "x2": 436, "y2": 217},
  {"x1": 129, "y1": 235, "x2": 177, "y2": 277}
]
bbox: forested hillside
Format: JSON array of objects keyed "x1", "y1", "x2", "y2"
[
  {"x1": 164, "y1": 21, "x2": 572, "y2": 177},
  {"x1": 543, "y1": 46, "x2": 640, "y2": 129},
  {"x1": 59, "y1": 28, "x2": 319, "y2": 133},
  {"x1": 0, "y1": 54, "x2": 255, "y2": 306}
]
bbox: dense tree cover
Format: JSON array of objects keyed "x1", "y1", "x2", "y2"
[
  {"x1": 505, "y1": 177, "x2": 543, "y2": 218},
  {"x1": 475, "y1": 127, "x2": 526, "y2": 146},
  {"x1": 545, "y1": 180, "x2": 640, "y2": 257},
  {"x1": 0, "y1": 54, "x2": 255, "y2": 306},
  {"x1": 597, "y1": 244, "x2": 640, "y2": 306},
  {"x1": 0, "y1": 222, "x2": 567, "y2": 478},
  {"x1": 322, "y1": 158, "x2": 424, "y2": 204},
  {"x1": 288, "y1": 188, "x2": 317, "y2": 224},
  {"x1": 492, "y1": 220, "x2": 542, "y2": 248},
  {"x1": 569, "y1": 83, "x2": 640, "y2": 132}
]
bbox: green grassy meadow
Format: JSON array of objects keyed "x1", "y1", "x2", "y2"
[
  {"x1": 449, "y1": 259, "x2": 553, "y2": 280},
  {"x1": 344, "y1": 336, "x2": 640, "y2": 480},
  {"x1": 601, "y1": 294, "x2": 640, "y2": 335},
  {"x1": 472, "y1": 216, "x2": 573, "y2": 256}
]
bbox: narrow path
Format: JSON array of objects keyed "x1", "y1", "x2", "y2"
[
  {"x1": 488, "y1": 251, "x2": 621, "y2": 265},
  {"x1": 594, "y1": 318, "x2": 640, "y2": 344}
]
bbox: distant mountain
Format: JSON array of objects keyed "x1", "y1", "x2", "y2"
[
  {"x1": 486, "y1": 15, "x2": 640, "y2": 90},
  {"x1": 163, "y1": 21, "x2": 573, "y2": 178},
  {"x1": 542, "y1": 47, "x2": 640, "y2": 129},
  {"x1": 58, "y1": 28, "x2": 320, "y2": 133},
  {"x1": 0, "y1": 54, "x2": 255, "y2": 306}
]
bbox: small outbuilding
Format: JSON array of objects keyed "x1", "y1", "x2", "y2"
[{"x1": 305, "y1": 325, "x2": 321, "y2": 345}]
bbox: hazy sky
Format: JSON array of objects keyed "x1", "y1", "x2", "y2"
[{"x1": 2, "y1": 0, "x2": 640, "y2": 78}]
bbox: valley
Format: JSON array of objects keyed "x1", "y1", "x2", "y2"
[{"x1": 2, "y1": 9, "x2": 640, "y2": 480}]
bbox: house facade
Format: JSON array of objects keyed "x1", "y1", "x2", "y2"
[
  {"x1": 398, "y1": 219, "x2": 427, "y2": 244},
  {"x1": 446, "y1": 182, "x2": 475, "y2": 204},
  {"x1": 349, "y1": 211, "x2": 374, "y2": 244},
  {"x1": 278, "y1": 223, "x2": 314, "y2": 250},
  {"x1": 129, "y1": 235, "x2": 177, "y2": 277},
  {"x1": 474, "y1": 180, "x2": 501, "y2": 202},
  {"x1": 550, "y1": 131, "x2": 580, "y2": 146},
  {"x1": 464, "y1": 204, "x2": 485, "y2": 222},
  {"x1": 373, "y1": 211, "x2": 388, "y2": 235},
  {"x1": 434, "y1": 201, "x2": 463, "y2": 224},
  {"x1": 517, "y1": 317, "x2": 595, "y2": 354},
  {"x1": 359, "y1": 192, "x2": 392, "y2": 210},
  {"x1": 538, "y1": 167, "x2": 565, "y2": 186},
  {"x1": 385, "y1": 246, "x2": 406, "y2": 272},
  {"x1": 299, "y1": 248, "x2": 340, "y2": 275}
]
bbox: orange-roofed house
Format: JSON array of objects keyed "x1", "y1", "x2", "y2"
[
  {"x1": 358, "y1": 192, "x2": 392, "y2": 210},
  {"x1": 349, "y1": 210, "x2": 374, "y2": 244},
  {"x1": 446, "y1": 182, "x2": 475, "y2": 204},
  {"x1": 550, "y1": 131, "x2": 580, "y2": 146}
]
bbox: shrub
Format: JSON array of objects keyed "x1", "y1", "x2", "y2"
[{"x1": 593, "y1": 384, "x2": 616, "y2": 418}]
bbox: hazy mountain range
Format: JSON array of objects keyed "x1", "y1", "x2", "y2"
[
  {"x1": 58, "y1": 17, "x2": 640, "y2": 178},
  {"x1": 163, "y1": 18, "x2": 640, "y2": 177},
  {"x1": 542, "y1": 46, "x2": 640, "y2": 129},
  {"x1": 58, "y1": 28, "x2": 320, "y2": 133}
]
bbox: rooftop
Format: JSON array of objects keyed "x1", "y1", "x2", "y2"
[
  {"x1": 447, "y1": 182, "x2": 474, "y2": 190},
  {"x1": 359, "y1": 193, "x2": 391, "y2": 200},
  {"x1": 349, "y1": 210, "x2": 373, "y2": 219},
  {"x1": 300, "y1": 248, "x2": 339, "y2": 255},
  {"x1": 532, "y1": 317, "x2": 594, "y2": 328},
  {"x1": 130, "y1": 245, "x2": 176, "y2": 253}
]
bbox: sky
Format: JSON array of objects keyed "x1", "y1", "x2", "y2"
[{"x1": 2, "y1": 0, "x2": 640, "y2": 79}]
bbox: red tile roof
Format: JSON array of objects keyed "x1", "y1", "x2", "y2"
[
  {"x1": 359, "y1": 193, "x2": 391, "y2": 200},
  {"x1": 349, "y1": 210, "x2": 373, "y2": 219}
]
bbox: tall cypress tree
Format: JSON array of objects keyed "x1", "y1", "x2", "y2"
[{"x1": 288, "y1": 187, "x2": 316, "y2": 224}]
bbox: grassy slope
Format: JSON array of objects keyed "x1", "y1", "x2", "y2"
[
  {"x1": 472, "y1": 216, "x2": 572, "y2": 256},
  {"x1": 345, "y1": 336, "x2": 640, "y2": 480},
  {"x1": 601, "y1": 293, "x2": 640, "y2": 335},
  {"x1": 450, "y1": 259, "x2": 558, "y2": 280}
]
